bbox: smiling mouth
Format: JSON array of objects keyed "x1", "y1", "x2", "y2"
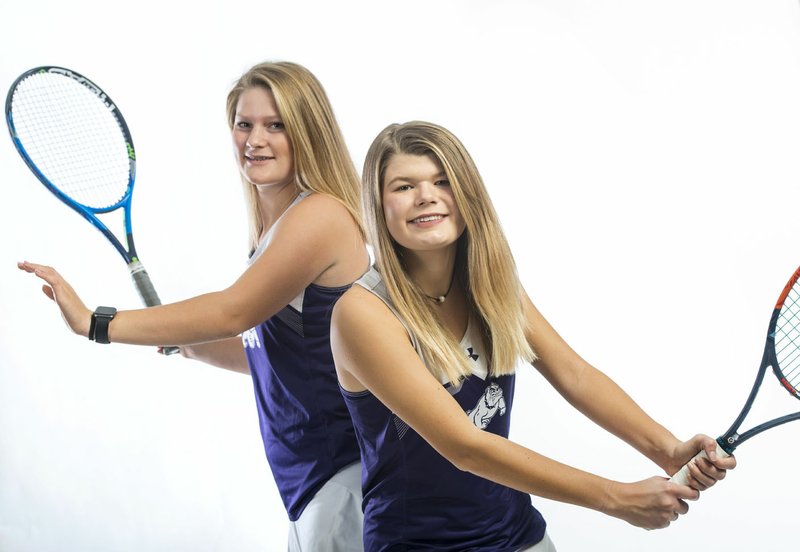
[
  {"x1": 410, "y1": 215, "x2": 445, "y2": 223},
  {"x1": 245, "y1": 154, "x2": 274, "y2": 161}
]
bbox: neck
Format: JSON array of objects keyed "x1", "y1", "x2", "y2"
[
  {"x1": 256, "y1": 181, "x2": 301, "y2": 238},
  {"x1": 404, "y1": 245, "x2": 458, "y2": 303}
]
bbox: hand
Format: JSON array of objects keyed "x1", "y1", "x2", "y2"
[
  {"x1": 668, "y1": 434, "x2": 737, "y2": 491},
  {"x1": 18, "y1": 261, "x2": 92, "y2": 338},
  {"x1": 603, "y1": 476, "x2": 698, "y2": 530}
]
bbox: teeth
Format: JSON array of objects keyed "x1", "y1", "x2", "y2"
[
  {"x1": 247, "y1": 155, "x2": 273, "y2": 161},
  {"x1": 413, "y1": 215, "x2": 442, "y2": 223}
]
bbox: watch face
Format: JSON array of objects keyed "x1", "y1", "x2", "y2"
[{"x1": 95, "y1": 306, "x2": 117, "y2": 317}]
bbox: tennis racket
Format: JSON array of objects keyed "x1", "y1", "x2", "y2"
[
  {"x1": 6, "y1": 66, "x2": 178, "y2": 354},
  {"x1": 670, "y1": 265, "x2": 800, "y2": 485}
]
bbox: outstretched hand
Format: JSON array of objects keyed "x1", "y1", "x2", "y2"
[
  {"x1": 18, "y1": 261, "x2": 92, "y2": 338},
  {"x1": 667, "y1": 434, "x2": 737, "y2": 491}
]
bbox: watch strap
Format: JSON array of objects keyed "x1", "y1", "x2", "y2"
[{"x1": 90, "y1": 306, "x2": 117, "y2": 344}]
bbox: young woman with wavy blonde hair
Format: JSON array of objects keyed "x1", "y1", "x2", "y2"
[
  {"x1": 19, "y1": 61, "x2": 368, "y2": 552},
  {"x1": 331, "y1": 121, "x2": 735, "y2": 551}
]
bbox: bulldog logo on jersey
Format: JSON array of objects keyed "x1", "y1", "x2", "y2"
[
  {"x1": 466, "y1": 382, "x2": 506, "y2": 429},
  {"x1": 242, "y1": 328, "x2": 262, "y2": 349}
]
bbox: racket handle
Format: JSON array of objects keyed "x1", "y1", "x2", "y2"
[
  {"x1": 669, "y1": 442, "x2": 730, "y2": 486},
  {"x1": 128, "y1": 261, "x2": 180, "y2": 356},
  {"x1": 128, "y1": 260, "x2": 162, "y2": 306}
]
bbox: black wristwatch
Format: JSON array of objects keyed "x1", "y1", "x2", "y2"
[{"x1": 89, "y1": 306, "x2": 117, "y2": 344}]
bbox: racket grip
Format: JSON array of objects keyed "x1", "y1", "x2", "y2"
[
  {"x1": 128, "y1": 261, "x2": 180, "y2": 356},
  {"x1": 669, "y1": 442, "x2": 730, "y2": 486},
  {"x1": 129, "y1": 260, "x2": 162, "y2": 306}
]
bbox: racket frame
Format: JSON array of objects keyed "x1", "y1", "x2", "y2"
[
  {"x1": 5, "y1": 66, "x2": 141, "y2": 264},
  {"x1": 718, "y1": 267, "x2": 800, "y2": 454}
]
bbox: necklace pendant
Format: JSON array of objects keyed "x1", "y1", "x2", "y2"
[{"x1": 436, "y1": 295, "x2": 446, "y2": 303}]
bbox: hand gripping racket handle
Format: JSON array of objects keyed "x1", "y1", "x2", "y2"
[
  {"x1": 128, "y1": 261, "x2": 180, "y2": 355},
  {"x1": 669, "y1": 442, "x2": 730, "y2": 486}
]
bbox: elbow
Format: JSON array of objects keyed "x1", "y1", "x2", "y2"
[
  {"x1": 213, "y1": 291, "x2": 258, "y2": 337},
  {"x1": 440, "y1": 429, "x2": 486, "y2": 474}
]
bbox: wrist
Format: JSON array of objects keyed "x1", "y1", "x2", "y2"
[
  {"x1": 89, "y1": 306, "x2": 117, "y2": 344},
  {"x1": 644, "y1": 432, "x2": 682, "y2": 473},
  {"x1": 598, "y1": 479, "x2": 621, "y2": 518}
]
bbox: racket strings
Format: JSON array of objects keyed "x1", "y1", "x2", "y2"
[
  {"x1": 775, "y1": 281, "x2": 800, "y2": 391},
  {"x1": 9, "y1": 72, "x2": 131, "y2": 209}
]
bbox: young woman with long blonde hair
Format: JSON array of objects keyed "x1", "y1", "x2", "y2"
[
  {"x1": 330, "y1": 121, "x2": 735, "y2": 551},
  {"x1": 19, "y1": 61, "x2": 369, "y2": 552}
]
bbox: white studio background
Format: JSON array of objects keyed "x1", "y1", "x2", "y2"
[{"x1": 2, "y1": 1, "x2": 800, "y2": 551}]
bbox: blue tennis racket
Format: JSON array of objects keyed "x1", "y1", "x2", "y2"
[{"x1": 6, "y1": 66, "x2": 178, "y2": 354}]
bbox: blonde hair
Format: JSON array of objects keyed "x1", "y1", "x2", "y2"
[
  {"x1": 226, "y1": 61, "x2": 362, "y2": 252},
  {"x1": 362, "y1": 121, "x2": 535, "y2": 384}
]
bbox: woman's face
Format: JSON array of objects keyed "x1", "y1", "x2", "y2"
[
  {"x1": 381, "y1": 153, "x2": 466, "y2": 254},
  {"x1": 232, "y1": 87, "x2": 294, "y2": 190}
]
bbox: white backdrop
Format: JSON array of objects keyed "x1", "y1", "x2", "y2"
[{"x1": 2, "y1": 1, "x2": 800, "y2": 551}]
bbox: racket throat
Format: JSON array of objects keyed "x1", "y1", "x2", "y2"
[{"x1": 716, "y1": 434, "x2": 738, "y2": 455}]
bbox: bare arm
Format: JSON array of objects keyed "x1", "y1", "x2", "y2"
[
  {"x1": 19, "y1": 195, "x2": 366, "y2": 347},
  {"x1": 522, "y1": 289, "x2": 736, "y2": 486},
  {"x1": 179, "y1": 337, "x2": 248, "y2": 374},
  {"x1": 331, "y1": 287, "x2": 697, "y2": 530}
]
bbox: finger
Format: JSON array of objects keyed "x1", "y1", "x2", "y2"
[
  {"x1": 673, "y1": 482, "x2": 700, "y2": 501},
  {"x1": 17, "y1": 260, "x2": 38, "y2": 273},
  {"x1": 42, "y1": 285, "x2": 55, "y2": 301},
  {"x1": 687, "y1": 463, "x2": 716, "y2": 490},
  {"x1": 704, "y1": 440, "x2": 719, "y2": 463},
  {"x1": 695, "y1": 456, "x2": 726, "y2": 480},
  {"x1": 18, "y1": 260, "x2": 52, "y2": 272},
  {"x1": 709, "y1": 453, "x2": 737, "y2": 470}
]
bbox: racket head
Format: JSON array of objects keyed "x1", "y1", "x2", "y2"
[
  {"x1": 770, "y1": 266, "x2": 800, "y2": 398},
  {"x1": 5, "y1": 66, "x2": 136, "y2": 213}
]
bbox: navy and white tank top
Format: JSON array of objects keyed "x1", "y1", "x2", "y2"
[
  {"x1": 242, "y1": 192, "x2": 361, "y2": 521},
  {"x1": 341, "y1": 266, "x2": 546, "y2": 551}
]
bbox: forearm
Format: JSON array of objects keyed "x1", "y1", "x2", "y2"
[
  {"x1": 180, "y1": 337, "x2": 249, "y2": 374},
  {"x1": 449, "y1": 427, "x2": 691, "y2": 529},
  {"x1": 552, "y1": 362, "x2": 678, "y2": 470},
  {"x1": 456, "y1": 429, "x2": 614, "y2": 512},
  {"x1": 107, "y1": 291, "x2": 249, "y2": 347}
]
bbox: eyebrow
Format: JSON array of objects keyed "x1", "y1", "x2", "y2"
[
  {"x1": 234, "y1": 113, "x2": 282, "y2": 120},
  {"x1": 386, "y1": 172, "x2": 447, "y2": 186}
]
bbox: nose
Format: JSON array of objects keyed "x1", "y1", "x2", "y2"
[
  {"x1": 415, "y1": 181, "x2": 437, "y2": 206},
  {"x1": 246, "y1": 125, "x2": 268, "y2": 149}
]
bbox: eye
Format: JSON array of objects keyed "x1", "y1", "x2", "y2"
[
  {"x1": 268, "y1": 121, "x2": 285, "y2": 131},
  {"x1": 235, "y1": 121, "x2": 251, "y2": 130},
  {"x1": 435, "y1": 179, "x2": 450, "y2": 187},
  {"x1": 395, "y1": 184, "x2": 412, "y2": 192}
]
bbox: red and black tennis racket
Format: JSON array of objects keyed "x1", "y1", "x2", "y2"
[{"x1": 670, "y1": 265, "x2": 800, "y2": 484}]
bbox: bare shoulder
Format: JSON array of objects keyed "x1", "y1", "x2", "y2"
[
  {"x1": 283, "y1": 193, "x2": 358, "y2": 231},
  {"x1": 332, "y1": 283, "x2": 417, "y2": 392},
  {"x1": 334, "y1": 285, "x2": 388, "y2": 329},
  {"x1": 333, "y1": 285, "x2": 406, "y2": 344}
]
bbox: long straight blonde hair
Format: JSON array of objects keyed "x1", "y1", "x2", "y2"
[
  {"x1": 225, "y1": 61, "x2": 363, "y2": 252},
  {"x1": 362, "y1": 121, "x2": 535, "y2": 384}
]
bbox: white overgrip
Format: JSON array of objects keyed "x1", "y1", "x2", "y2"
[{"x1": 669, "y1": 442, "x2": 730, "y2": 486}]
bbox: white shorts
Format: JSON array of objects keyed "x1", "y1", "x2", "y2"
[
  {"x1": 518, "y1": 531, "x2": 557, "y2": 552},
  {"x1": 287, "y1": 462, "x2": 364, "y2": 552}
]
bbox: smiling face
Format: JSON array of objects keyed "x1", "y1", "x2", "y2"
[
  {"x1": 381, "y1": 153, "x2": 466, "y2": 254},
  {"x1": 232, "y1": 86, "x2": 294, "y2": 190}
]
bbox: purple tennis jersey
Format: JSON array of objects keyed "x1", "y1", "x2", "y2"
[
  {"x1": 341, "y1": 267, "x2": 546, "y2": 551},
  {"x1": 242, "y1": 192, "x2": 360, "y2": 520}
]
